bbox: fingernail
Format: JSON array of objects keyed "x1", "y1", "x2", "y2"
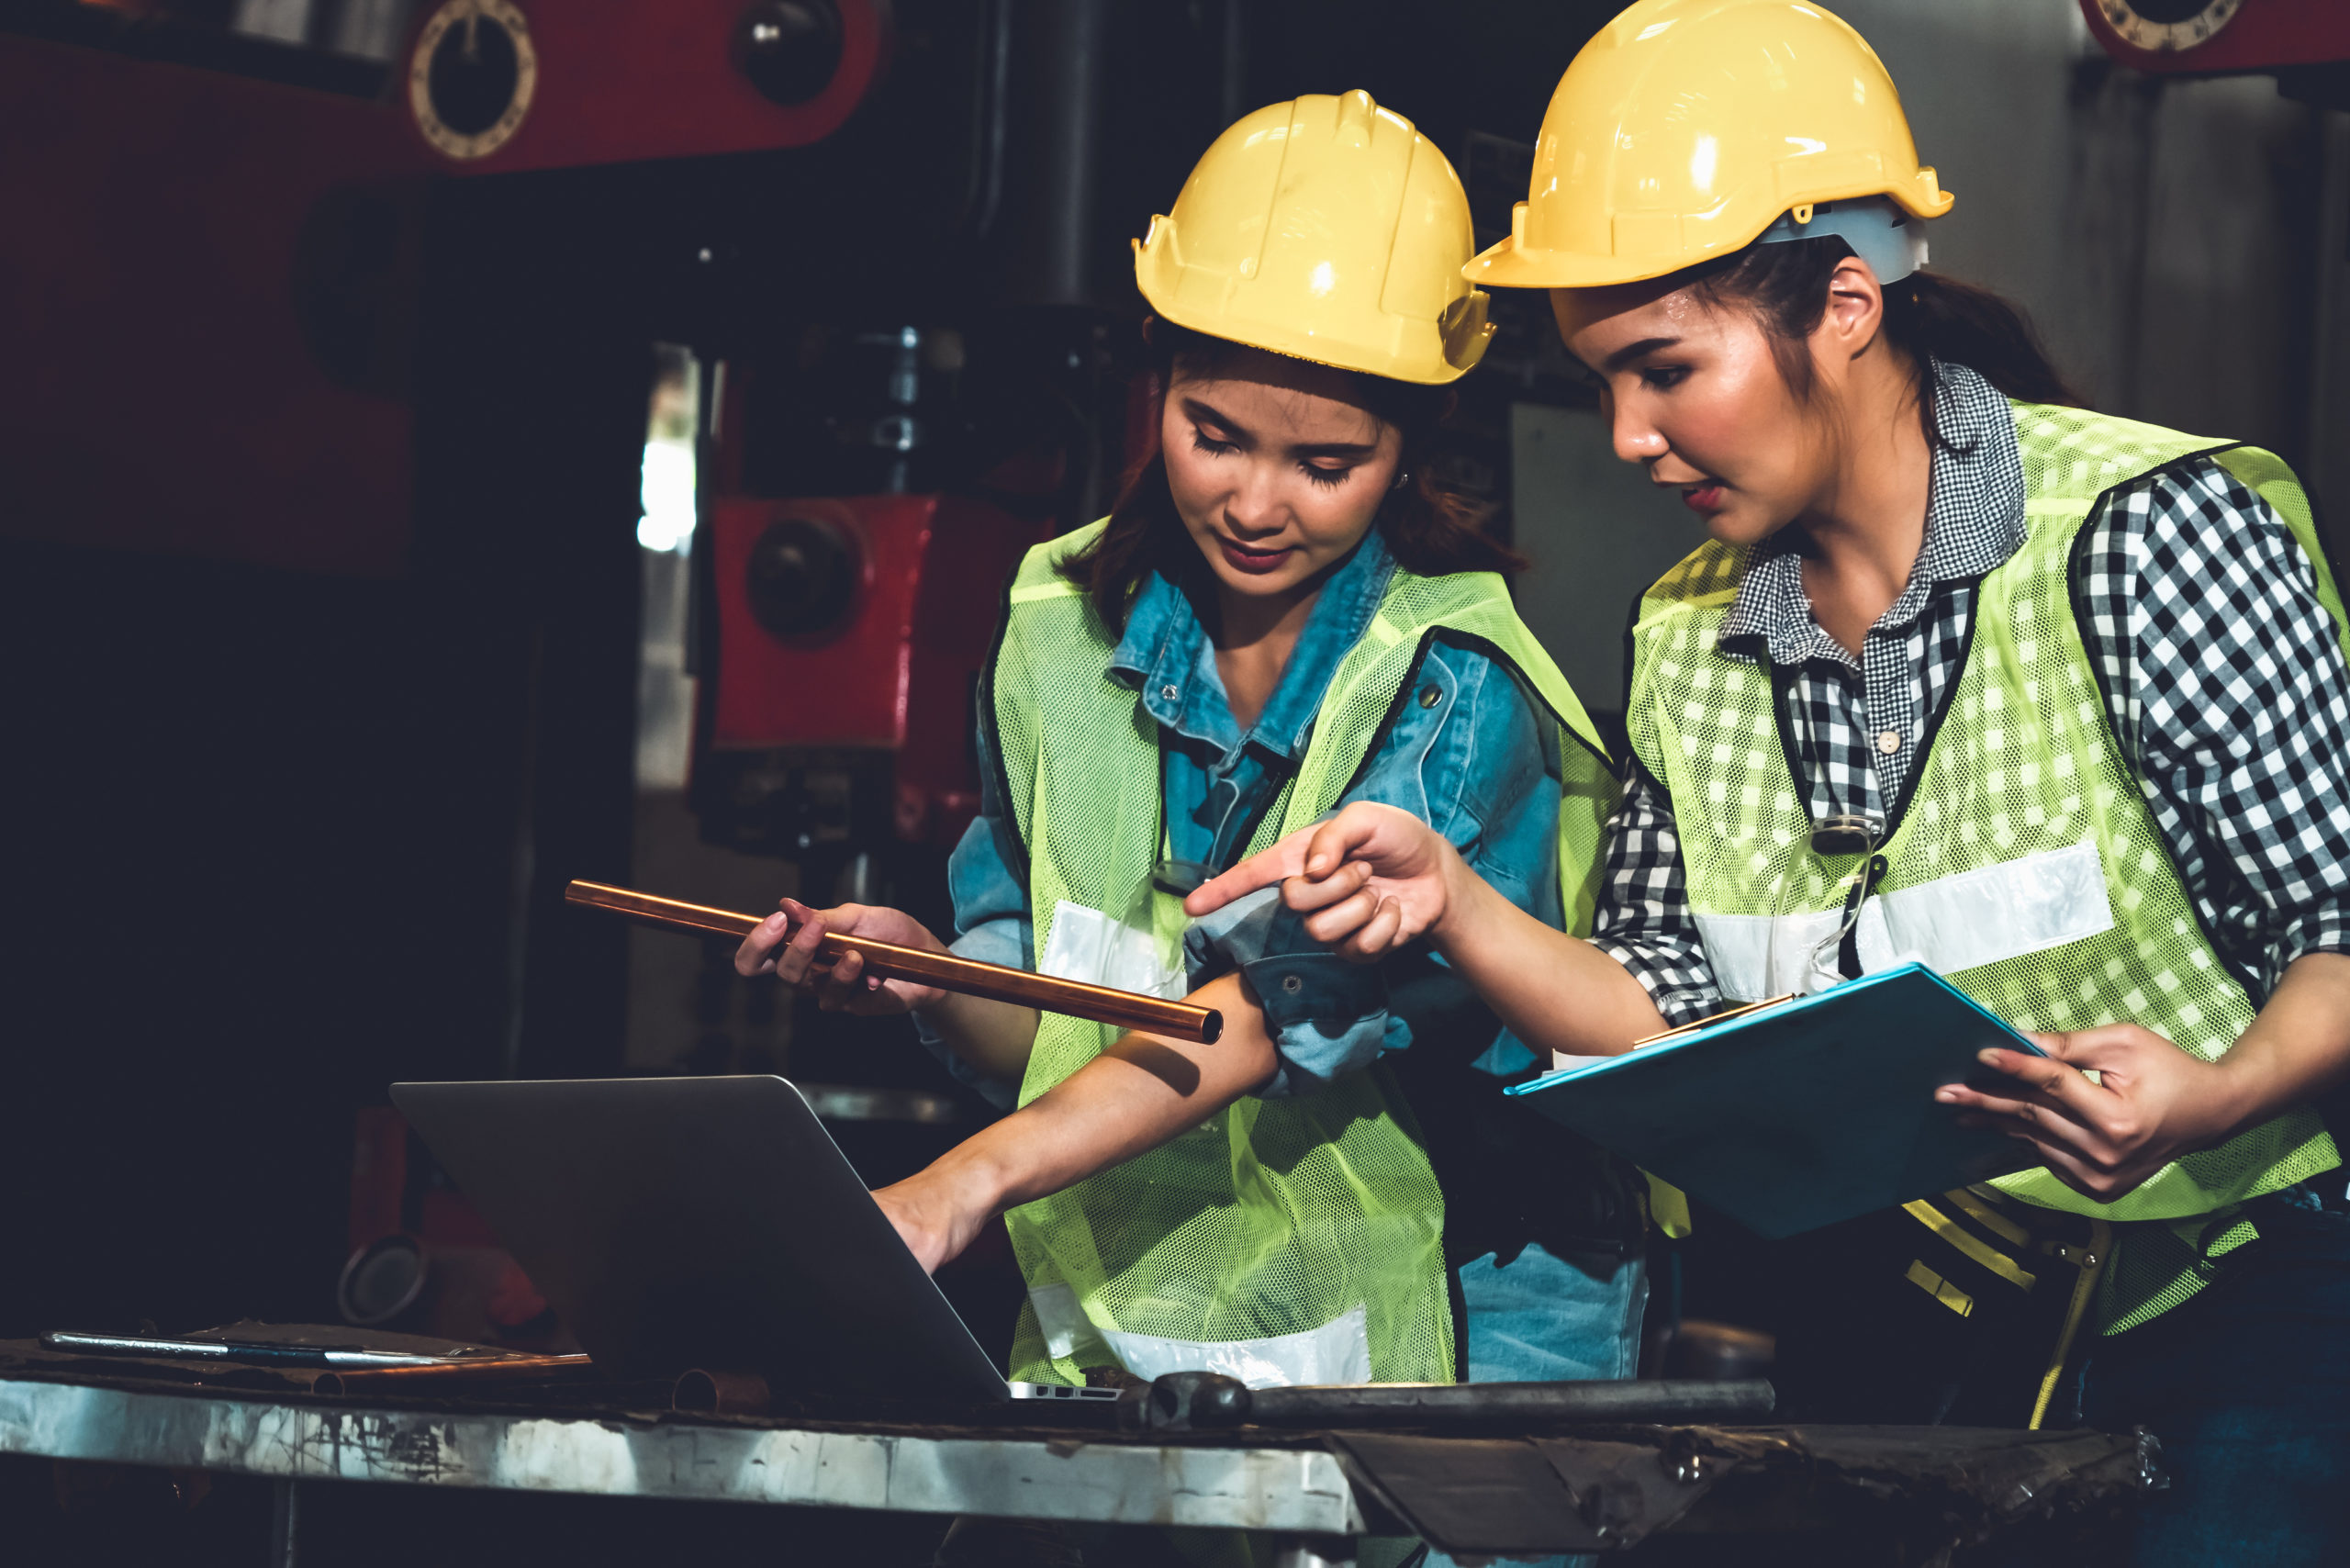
[
  {"x1": 1935, "y1": 1089, "x2": 1958, "y2": 1102},
  {"x1": 1307, "y1": 857, "x2": 1328, "y2": 875},
  {"x1": 1977, "y1": 1049, "x2": 2001, "y2": 1065}
]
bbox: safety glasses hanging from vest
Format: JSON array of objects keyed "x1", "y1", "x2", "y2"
[{"x1": 1803, "y1": 812, "x2": 1888, "y2": 992}]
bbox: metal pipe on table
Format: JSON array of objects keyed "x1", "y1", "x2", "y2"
[
  {"x1": 565, "y1": 879, "x2": 1223, "y2": 1044},
  {"x1": 1124, "y1": 1373, "x2": 1777, "y2": 1432}
]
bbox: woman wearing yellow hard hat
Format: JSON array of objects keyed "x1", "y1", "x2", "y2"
[
  {"x1": 1189, "y1": 2, "x2": 2350, "y2": 1561},
  {"x1": 738, "y1": 84, "x2": 1643, "y2": 1479}
]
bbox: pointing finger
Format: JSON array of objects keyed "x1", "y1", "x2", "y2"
[{"x1": 1186, "y1": 836, "x2": 1308, "y2": 917}]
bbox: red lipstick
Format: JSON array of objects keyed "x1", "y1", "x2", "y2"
[{"x1": 1217, "y1": 535, "x2": 1294, "y2": 576}]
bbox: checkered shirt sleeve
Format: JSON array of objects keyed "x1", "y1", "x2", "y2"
[
  {"x1": 2078, "y1": 461, "x2": 2350, "y2": 994},
  {"x1": 1589, "y1": 756, "x2": 1722, "y2": 1026}
]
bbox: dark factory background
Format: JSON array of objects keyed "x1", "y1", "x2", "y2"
[{"x1": 5, "y1": 0, "x2": 2349, "y2": 1366}]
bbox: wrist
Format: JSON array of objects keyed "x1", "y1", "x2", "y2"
[
  {"x1": 2210, "y1": 1045, "x2": 2288, "y2": 1140},
  {"x1": 925, "y1": 1136, "x2": 1018, "y2": 1219},
  {"x1": 1427, "y1": 840, "x2": 1478, "y2": 950}
]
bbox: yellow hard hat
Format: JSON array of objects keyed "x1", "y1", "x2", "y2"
[
  {"x1": 1136, "y1": 90, "x2": 1493, "y2": 386},
  {"x1": 1469, "y1": 0, "x2": 1954, "y2": 290}
]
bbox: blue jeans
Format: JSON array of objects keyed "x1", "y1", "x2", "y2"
[
  {"x1": 2075, "y1": 1193, "x2": 2350, "y2": 1567},
  {"x1": 1419, "y1": 1243, "x2": 1648, "y2": 1568}
]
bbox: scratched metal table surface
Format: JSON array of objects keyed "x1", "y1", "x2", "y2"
[
  {"x1": 0, "y1": 1350, "x2": 1360, "y2": 1535},
  {"x1": 0, "y1": 1342, "x2": 2161, "y2": 1560}
]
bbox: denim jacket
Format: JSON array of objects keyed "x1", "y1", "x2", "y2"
[{"x1": 919, "y1": 532, "x2": 1564, "y2": 1108}]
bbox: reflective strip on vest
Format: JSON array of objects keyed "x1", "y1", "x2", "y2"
[{"x1": 1697, "y1": 838, "x2": 2116, "y2": 1001}]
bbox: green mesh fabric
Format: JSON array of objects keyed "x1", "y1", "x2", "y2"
[
  {"x1": 1626, "y1": 404, "x2": 2344, "y2": 1332},
  {"x1": 991, "y1": 521, "x2": 1616, "y2": 1385}
]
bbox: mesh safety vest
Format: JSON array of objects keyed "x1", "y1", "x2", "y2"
[
  {"x1": 1628, "y1": 402, "x2": 2346, "y2": 1330},
  {"x1": 987, "y1": 521, "x2": 1617, "y2": 1386}
]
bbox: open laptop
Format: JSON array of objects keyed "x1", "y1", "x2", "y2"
[{"x1": 389, "y1": 1075, "x2": 1117, "y2": 1407}]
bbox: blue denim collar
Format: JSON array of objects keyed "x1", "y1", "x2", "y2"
[{"x1": 1108, "y1": 530, "x2": 1397, "y2": 761}]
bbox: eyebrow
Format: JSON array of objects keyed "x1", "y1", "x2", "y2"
[
  {"x1": 1603, "y1": 335, "x2": 1683, "y2": 373},
  {"x1": 1181, "y1": 397, "x2": 1380, "y2": 458}
]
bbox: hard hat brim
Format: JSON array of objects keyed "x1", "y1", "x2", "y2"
[
  {"x1": 1467, "y1": 182, "x2": 1954, "y2": 293},
  {"x1": 1143, "y1": 294, "x2": 1484, "y2": 387},
  {"x1": 1140, "y1": 241, "x2": 1490, "y2": 387}
]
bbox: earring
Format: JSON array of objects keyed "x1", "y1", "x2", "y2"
[{"x1": 1391, "y1": 468, "x2": 1412, "y2": 490}]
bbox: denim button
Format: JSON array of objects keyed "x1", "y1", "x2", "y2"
[
  {"x1": 1161, "y1": 684, "x2": 1180, "y2": 701},
  {"x1": 1281, "y1": 974, "x2": 1304, "y2": 994},
  {"x1": 1418, "y1": 684, "x2": 1443, "y2": 709}
]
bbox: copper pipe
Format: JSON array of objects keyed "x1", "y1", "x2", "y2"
[
  {"x1": 672, "y1": 1368, "x2": 772, "y2": 1415},
  {"x1": 314, "y1": 1353, "x2": 595, "y2": 1394},
  {"x1": 565, "y1": 880, "x2": 1224, "y2": 1045}
]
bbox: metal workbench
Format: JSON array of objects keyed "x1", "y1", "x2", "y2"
[{"x1": 0, "y1": 1339, "x2": 2160, "y2": 1564}]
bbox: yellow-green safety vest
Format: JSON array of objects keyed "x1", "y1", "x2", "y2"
[
  {"x1": 1626, "y1": 401, "x2": 2347, "y2": 1332},
  {"x1": 987, "y1": 520, "x2": 1618, "y2": 1384}
]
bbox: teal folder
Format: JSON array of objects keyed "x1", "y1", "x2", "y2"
[{"x1": 1504, "y1": 962, "x2": 2047, "y2": 1238}]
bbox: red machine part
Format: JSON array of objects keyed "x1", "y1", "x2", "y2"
[
  {"x1": 405, "y1": 0, "x2": 890, "y2": 172},
  {"x1": 706, "y1": 494, "x2": 1050, "y2": 845},
  {"x1": 0, "y1": 1, "x2": 894, "y2": 577},
  {"x1": 346, "y1": 1106, "x2": 554, "y2": 1340},
  {"x1": 2079, "y1": 0, "x2": 2350, "y2": 73},
  {"x1": 0, "y1": 31, "x2": 422, "y2": 577}
]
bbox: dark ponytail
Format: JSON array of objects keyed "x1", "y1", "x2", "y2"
[
  {"x1": 1058, "y1": 322, "x2": 1522, "y2": 635},
  {"x1": 1688, "y1": 234, "x2": 2082, "y2": 439}
]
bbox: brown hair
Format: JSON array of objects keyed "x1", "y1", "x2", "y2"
[
  {"x1": 1058, "y1": 322, "x2": 1521, "y2": 634},
  {"x1": 1685, "y1": 234, "x2": 2083, "y2": 440}
]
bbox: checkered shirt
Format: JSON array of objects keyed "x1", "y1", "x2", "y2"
[{"x1": 1594, "y1": 361, "x2": 2350, "y2": 1025}]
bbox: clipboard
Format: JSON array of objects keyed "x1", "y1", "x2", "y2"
[{"x1": 1504, "y1": 963, "x2": 2046, "y2": 1238}]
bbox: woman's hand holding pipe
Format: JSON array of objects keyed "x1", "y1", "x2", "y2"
[
  {"x1": 734, "y1": 897, "x2": 1043, "y2": 1083},
  {"x1": 733, "y1": 898, "x2": 950, "y2": 1014}
]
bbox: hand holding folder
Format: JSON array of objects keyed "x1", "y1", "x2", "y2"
[{"x1": 1506, "y1": 963, "x2": 2047, "y2": 1238}]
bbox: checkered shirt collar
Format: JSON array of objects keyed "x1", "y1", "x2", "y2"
[{"x1": 1716, "y1": 360, "x2": 2028, "y2": 667}]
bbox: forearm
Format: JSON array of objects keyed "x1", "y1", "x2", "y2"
[
  {"x1": 2213, "y1": 949, "x2": 2350, "y2": 1132},
  {"x1": 1432, "y1": 846, "x2": 1667, "y2": 1057},
  {"x1": 914, "y1": 991, "x2": 1041, "y2": 1084},
  {"x1": 909, "y1": 971, "x2": 1277, "y2": 1215}
]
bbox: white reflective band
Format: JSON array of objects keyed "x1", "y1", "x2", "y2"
[
  {"x1": 1101, "y1": 1305, "x2": 1373, "y2": 1390},
  {"x1": 1691, "y1": 906, "x2": 1849, "y2": 1001},
  {"x1": 1027, "y1": 1282, "x2": 1097, "y2": 1361},
  {"x1": 1695, "y1": 839, "x2": 2115, "y2": 1002},
  {"x1": 1039, "y1": 901, "x2": 1187, "y2": 1001}
]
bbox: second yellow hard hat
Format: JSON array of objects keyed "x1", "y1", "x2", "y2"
[
  {"x1": 1469, "y1": 0, "x2": 1954, "y2": 290},
  {"x1": 1136, "y1": 90, "x2": 1494, "y2": 386}
]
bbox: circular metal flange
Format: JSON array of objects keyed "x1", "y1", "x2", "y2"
[
  {"x1": 409, "y1": 0, "x2": 540, "y2": 162},
  {"x1": 2093, "y1": 0, "x2": 2245, "y2": 54}
]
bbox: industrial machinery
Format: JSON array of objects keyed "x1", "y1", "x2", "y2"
[
  {"x1": 0, "y1": 0, "x2": 1231, "y2": 1337},
  {"x1": 2080, "y1": 0, "x2": 2350, "y2": 98}
]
